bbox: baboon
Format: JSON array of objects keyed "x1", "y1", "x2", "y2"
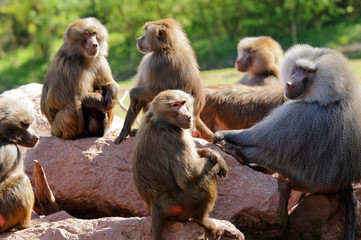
[
  {"x1": 236, "y1": 36, "x2": 283, "y2": 86},
  {"x1": 133, "y1": 90, "x2": 228, "y2": 240},
  {"x1": 114, "y1": 18, "x2": 213, "y2": 144},
  {"x1": 0, "y1": 98, "x2": 39, "y2": 233},
  {"x1": 213, "y1": 44, "x2": 361, "y2": 240},
  {"x1": 41, "y1": 17, "x2": 119, "y2": 140},
  {"x1": 201, "y1": 84, "x2": 285, "y2": 132}
]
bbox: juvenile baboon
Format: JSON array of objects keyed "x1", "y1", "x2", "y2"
[
  {"x1": 201, "y1": 84, "x2": 285, "y2": 132},
  {"x1": 114, "y1": 18, "x2": 213, "y2": 144},
  {"x1": 213, "y1": 44, "x2": 361, "y2": 240},
  {"x1": 133, "y1": 90, "x2": 228, "y2": 240},
  {"x1": 236, "y1": 36, "x2": 283, "y2": 86},
  {"x1": 41, "y1": 17, "x2": 119, "y2": 140},
  {"x1": 0, "y1": 98, "x2": 39, "y2": 233}
]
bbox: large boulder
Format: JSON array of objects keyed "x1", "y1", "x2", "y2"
[
  {"x1": 4, "y1": 84, "x2": 290, "y2": 239},
  {"x1": 23, "y1": 134, "x2": 290, "y2": 239},
  {"x1": 0, "y1": 211, "x2": 245, "y2": 240}
]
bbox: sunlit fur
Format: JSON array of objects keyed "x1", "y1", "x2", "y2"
[
  {"x1": 236, "y1": 36, "x2": 283, "y2": 86},
  {"x1": 64, "y1": 17, "x2": 108, "y2": 58},
  {"x1": 41, "y1": 17, "x2": 118, "y2": 139}
]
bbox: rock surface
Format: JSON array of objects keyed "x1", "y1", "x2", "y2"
[
  {"x1": 0, "y1": 211, "x2": 245, "y2": 240},
  {"x1": 284, "y1": 193, "x2": 361, "y2": 240},
  {"x1": 4, "y1": 84, "x2": 289, "y2": 239},
  {"x1": 23, "y1": 133, "x2": 290, "y2": 239}
]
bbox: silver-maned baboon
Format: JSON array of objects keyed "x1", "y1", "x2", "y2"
[
  {"x1": 0, "y1": 98, "x2": 39, "y2": 233},
  {"x1": 213, "y1": 44, "x2": 361, "y2": 240},
  {"x1": 133, "y1": 90, "x2": 228, "y2": 240},
  {"x1": 114, "y1": 18, "x2": 213, "y2": 144}
]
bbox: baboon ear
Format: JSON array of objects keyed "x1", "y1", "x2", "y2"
[{"x1": 158, "y1": 29, "x2": 166, "y2": 41}]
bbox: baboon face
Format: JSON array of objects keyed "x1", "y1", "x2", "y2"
[
  {"x1": 152, "y1": 90, "x2": 194, "y2": 129},
  {"x1": 137, "y1": 26, "x2": 167, "y2": 53},
  {"x1": 236, "y1": 47, "x2": 253, "y2": 72},
  {"x1": 65, "y1": 17, "x2": 108, "y2": 59},
  {"x1": 0, "y1": 99, "x2": 39, "y2": 148},
  {"x1": 82, "y1": 31, "x2": 99, "y2": 57},
  {"x1": 285, "y1": 64, "x2": 316, "y2": 100}
]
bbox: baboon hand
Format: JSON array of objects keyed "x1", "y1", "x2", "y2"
[
  {"x1": 217, "y1": 140, "x2": 246, "y2": 164},
  {"x1": 217, "y1": 159, "x2": 228, "y2": 178},
  {"x1": 197, "y1": 148, "x2": 228, "y2": 178},
  {"x1": 212, "y1": 131, "x2": 228, "y2": 143},
  {"x1": 198, "y1": 148, "x2": 220, "y2": 163},
  {"x1": 114, "y1": 127, "x2": 131, "y2": 144}
]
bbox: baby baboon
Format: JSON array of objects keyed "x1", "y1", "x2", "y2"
[
  {"x1": 114, "y1": 18, "x2": 213, "y2": 144},
  {"x1": 133, "y1": 90, "x2": 228, "y2": 240},
  {"x1": 213, "y1": 44, "x2": 361, "y2": 240},
  {"x1": 41, "y1": 17, "x2": 118, "y2": 140},
  {"x1": 236, "y1": 36, "x2": 283, "y2": 86},
  {"x1": 0, "y1": 98, "x2": 39, "y2": 233}
]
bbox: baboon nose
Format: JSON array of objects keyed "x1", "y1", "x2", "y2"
[{"x1": 286, "y1": 82, "x2": 293, "y2": 88}]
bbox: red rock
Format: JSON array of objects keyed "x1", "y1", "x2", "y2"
[
  {"x1": 5, "y1": 84, "x2": 290, "y2": 239},
  {"x1": 0, "y1": 211, "x2": 245, "y2": 240}
]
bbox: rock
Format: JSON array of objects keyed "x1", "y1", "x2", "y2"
[
  {"x1": 283, "y1": 193, "x2": 361, "y2": 240},
  {"x1": 0, "y1": 211, "x2": 245, "y2": 240},
  {"x1": 4, "y1": 84, "x2": 290, "y2": 239},
  {"x1": 24, "y1": 133, "x2": 289, "y2": 239}
]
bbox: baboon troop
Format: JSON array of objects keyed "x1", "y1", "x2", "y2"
[
  {"x1": 3, "y1": 15, "x2": 360, "y2": 240},
  {"x1": 132, "y1": 90, "x2": 227, "y2": 240},
  {"x1": 0, "y1": 98, "x2": 39, "y2": 233},
  {"x1": 213, "y1": 44, "x2": 361, "y2": 240},
  {"x1": 41, "y1": 17, "x2": 119, "y2": 140}
]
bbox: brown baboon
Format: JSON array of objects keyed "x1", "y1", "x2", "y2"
[
  {"x1": 213, "y1": 44, "x2": 361, "y2": 240},
  {"x1": 133, "y1": 90, "x2": 228, "y2": 240},
  {"x1": 0, "y1": 98, "x2": 39, "y2": 233},
  {"x1": 41, "y1": 17, "x2": 119, "y2": 140},
  {"x1": 201, "y1": 84, "x2": 285, "y2": 132},
  {"x1": 114, "y1": 18, "x2": 213, "y2": 144},
  {"x1": 236, "y1": 36, "x2": 283, "y2": 86}
]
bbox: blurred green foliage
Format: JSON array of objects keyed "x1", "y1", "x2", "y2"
[{"x1": 0, "y1": 0, "x2": 360, "y2": 92}]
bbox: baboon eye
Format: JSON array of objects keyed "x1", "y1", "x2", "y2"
[
  {"x1": 21, "y1": 122, "x2": 30, "y2": 129},
  {"x1": 245, "y1": 48, "x2": 253, "y2": 53},
  {"x1": 172, "y1": 101, "x2": 186, "y2": 108},
  {"x1": 172, "y1": 103, "x2": 180, "y2": 107},
  {"x1": 304, "y1": 68, "x2": 315, "y2": 73}
]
